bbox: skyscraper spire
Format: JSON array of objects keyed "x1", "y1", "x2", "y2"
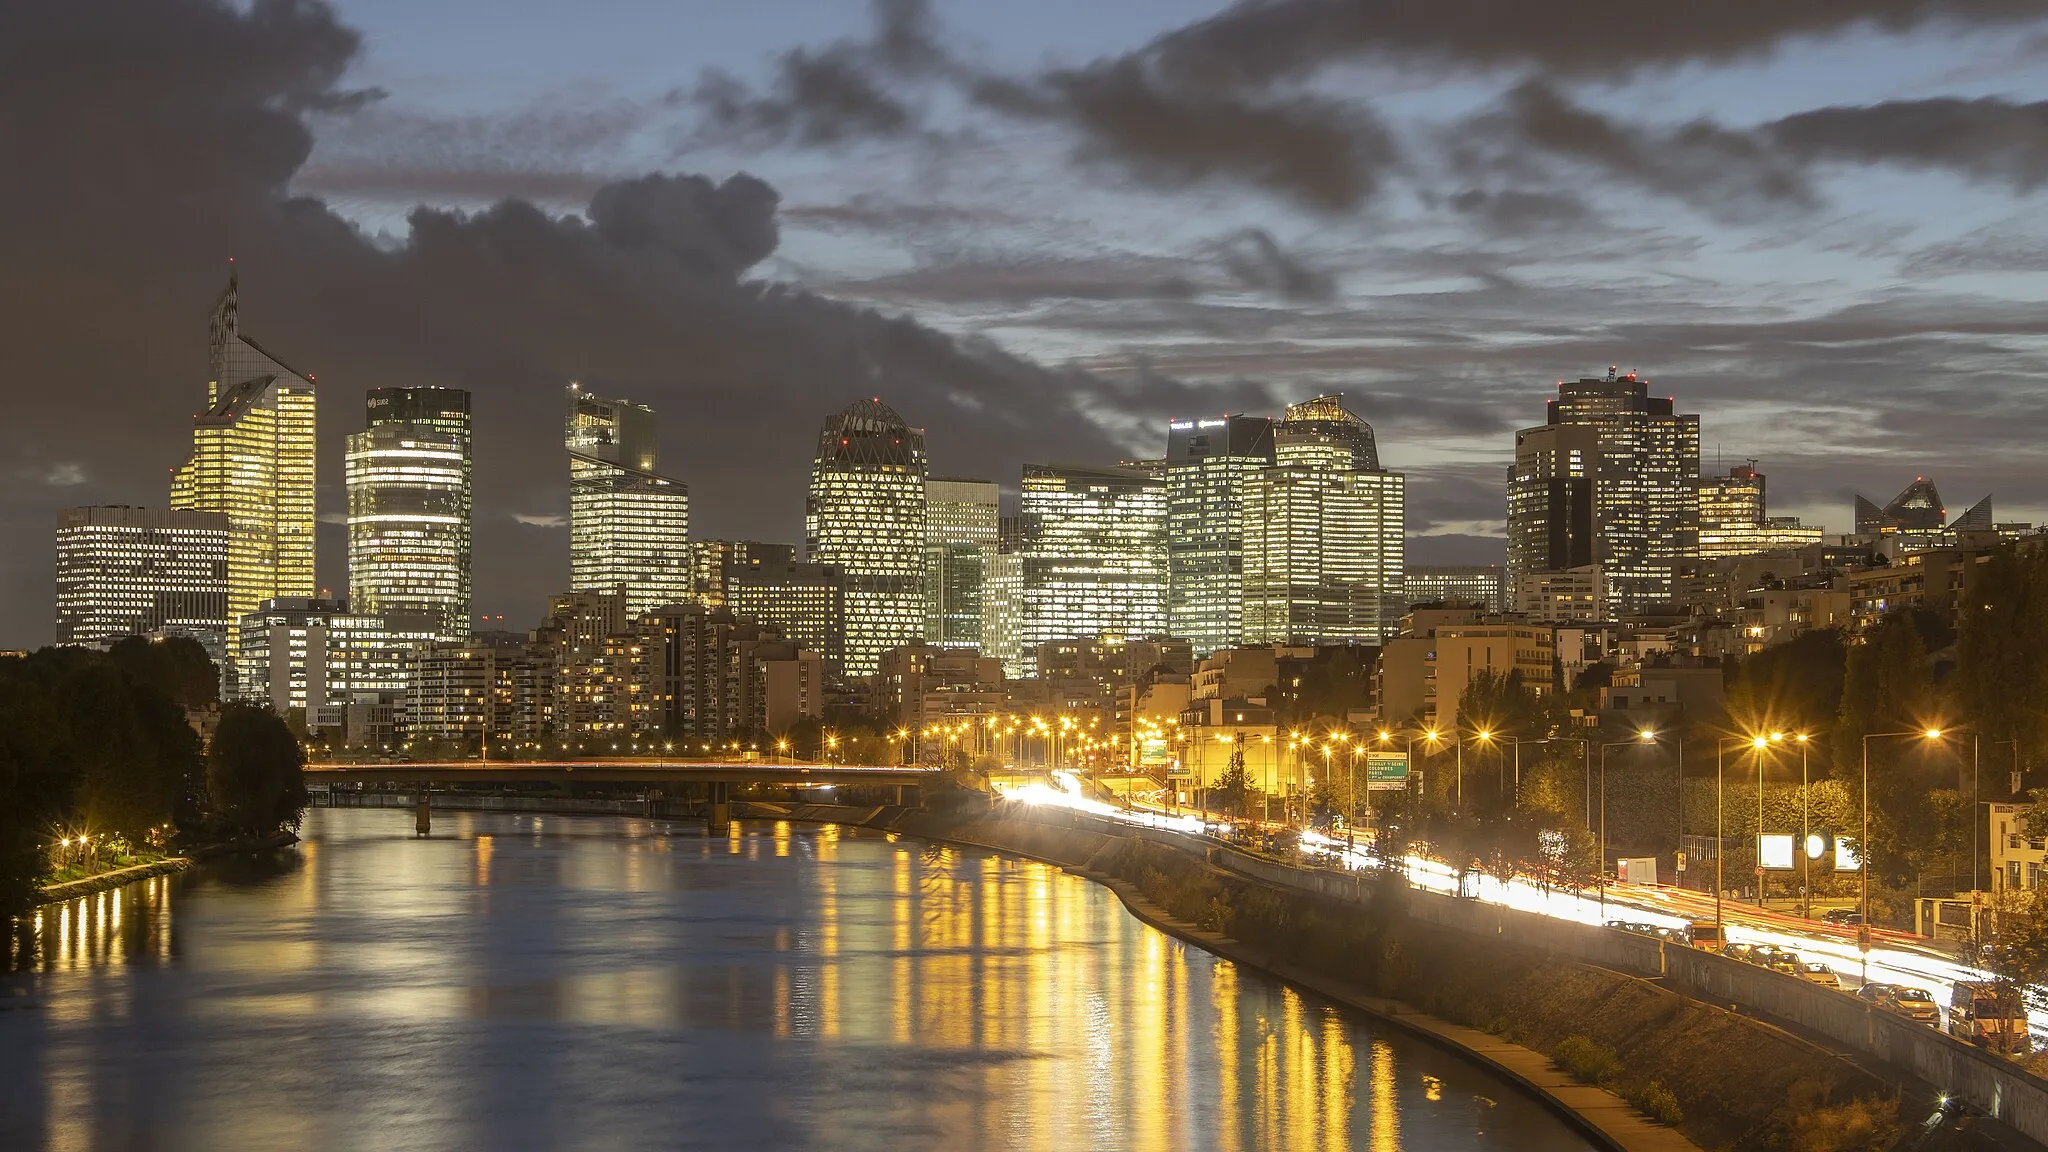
[{"x1": 208, "y1": 259, "x2": 238, "y2": 382}]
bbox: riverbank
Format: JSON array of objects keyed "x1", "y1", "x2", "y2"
[
  {"x1": 32, "y1": 829, "x2": 300, "y2": 907},
  {"x1": 750, "y1": 802, "x2": 1905, "y2": 1152}
]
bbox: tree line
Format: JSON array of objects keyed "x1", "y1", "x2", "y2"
[{"x1": 0, "y1": 637, "x2": 308, "y2": 918}]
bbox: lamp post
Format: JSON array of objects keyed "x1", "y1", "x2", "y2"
[
  {"x1": 1858, "y1": 728, "x2": 1948, "y2": 985},
  {"x1": 1758, "y1": 731, "x2": 1785, "y2": 908},
  {"x1": 1597, "y1": 730, "x2": 1658, "y2": 917},
  {"x1": 1472, "y1": 730, "x2": 1528, "y2": 809},
  {"x1": 1713, "y1": 735, "x2": 1772, "y2": 951},
  {"x1": 1795, "y1": 733, "x2": 1813, "y2": 919}
]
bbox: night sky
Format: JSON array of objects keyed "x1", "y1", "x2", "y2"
[{"x1": 6, "y1": 0, "x2": 2048, "y2": 647}]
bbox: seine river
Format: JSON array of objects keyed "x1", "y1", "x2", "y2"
[{"x1": 2, "y1": 808, "x2": 1595, "y2": 1152}]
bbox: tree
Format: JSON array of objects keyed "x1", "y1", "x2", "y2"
[
  {"x1": 206, "y1": 704, "x2": 308, "y2": 837},
  {"x1": 1957, "y1": 546, "x2": 2048, "y2": 773},
  {"x1": 60, "y1": 662, "x2": 200, "y2": 841},
  {"x1": 1835, "y1": 610, "x2": 1945, "y2": 886},
  {"x1": 1726, "y1": 629, "x2": 1846, "y2": 743},
  {"x1": 0, "y1": 671, "x2": 75, "y2": 917},
  {"x1": 1209, "y1": 743, "x2": 1250, "y2": 817},
  {"x1": 106, "y1": 634, "x2": 220, "y2": 710}
]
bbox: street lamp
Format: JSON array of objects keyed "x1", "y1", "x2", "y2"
[
  {"x1": 1594, "y1": 730, "x2": 1658, "y2": 916},
  {"x1": 1857, "y1": 728, "x2": 1949, "y2": 984}
]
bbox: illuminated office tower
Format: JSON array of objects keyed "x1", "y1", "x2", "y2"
[
  {"x1": 725, "y1": 560, "x2": 846, "y2": 677},
  {"x1": 1019, "y1": 464, "x2": 1168, "y2": 666},
  {"x1": 1506, "y1": 370, "x2": 1699, "y2": 611},
  {"x1": 171, "y1": 266, "x2": 316, "y2": 621},
  {"x1": 566, "y1": 384, "x2": 691, "y2": 616},
  {"x1": 925, "y1": 478, "x2": 1000, "y2": 649},
  {"x1": 1697, "y1": 461, "x2": 1823, "y2": 559},
  {"x1": 233, "y1": 596, "x2": 437, "y2": 713},
  {"x1": 55, "y1": 505, "x2": 230, "y2": 646},
  {"x1": 346, "y1": 388, "x2": 472, "y2": 641},
  {"x1": 1241, "y1": 396, "x2": 1405, "y2": 644},
  {"x1": 805, "y1": 398, "x2": 928, "y2": 677},
  {"x1": 692, "y1": 540, "x2": 797, "y2": 609},
  {"x1": 1165, "y1": 415, "x2": 1274, "y2": 654}
]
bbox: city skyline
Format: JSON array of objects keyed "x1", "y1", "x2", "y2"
[{"x1": 8, "y1": 1, "x2": 2048, "y2": 650}]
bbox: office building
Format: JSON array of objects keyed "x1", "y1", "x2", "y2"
[
  {"x1": 346, "y1": 388, "x2": 473, "y2": 641},
  {"x1": 55, "y1": 506, "x2": 230, "y2": 647},
  {"x1": 1696, "y1": 461, "x2": 1824, "y2": 559},
  {"x1": 1506, "y1": 370, "x2": 1698, "y2": 613},
  {"x1": 1241, "y1": 396, "x2": 1405, "y2": 644},
  {"x1": 925, "y1": 478, "x2": 1000, "y2": 650},
  {"x1": 692, "y1": 540, "x2": 796, "y2": 609},
  {"x1": 566, "y1": 384, "x2": 691, "y2": 616},
  {"x1": 1019, "y1": 464, "x2": 1169, "y2": 663},
  {"x1": 171, "y1": 267, "x2": 316, "y2": 620},
  {"x1": 806, "y1": 398, "x2": 928, "y2": 677},
  {"x1": 234, "y1": 597, "x2": 437, "y2": 715},
  {"x1": 1165, "y1": 415, "x2": 1275, "y2": 654},
  {"x1": 724, "y1": 560, "x2": 847, "y2": 676},
  {"x1": 1405, "y1": 565, "x2": 1509, "y2": 612}
]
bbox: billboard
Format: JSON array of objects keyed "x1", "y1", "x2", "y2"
[
  {"x1": 1365, "y1": 751, "x2": 1410, "y2": 791},
  {"x1": 1758, "y1": 834, "x2": 1795, "y2": 871}
]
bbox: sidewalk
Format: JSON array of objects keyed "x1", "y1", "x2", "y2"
[{"x1": 1078, "y1": 867, "x2": 1703, "y2": 1152}]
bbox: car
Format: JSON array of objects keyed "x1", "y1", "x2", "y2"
[
  {"x1": 1650, "y1": 925, "x2": 1692, "y2": 946},
  {"x1": 1884, "y1": 987, "x2": 1941, "y2": 1025},
  {"x1": 1798, "y1": 962, "x2": 1842, "y2": 988},
  {"x1": 1820, "y1": 908, "x2": 1865, "y2": 927},
  {"x1": 1857, "y1": 982, "x2": 1898, "y2": 1006},
  {"x1": 1764, "y1": 952, "x2": 1804, "y2": 977}
]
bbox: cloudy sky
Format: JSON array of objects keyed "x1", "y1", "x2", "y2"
[{"x1": 6, "y1": 0, "x2": 2048, "y2": 647}]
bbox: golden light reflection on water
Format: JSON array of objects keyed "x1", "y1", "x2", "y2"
[{"x1": 5, "y1": 811, "x2": 1589, "y2": 1152}]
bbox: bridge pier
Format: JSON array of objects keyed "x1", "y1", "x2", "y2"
[
  {"x1": 706, "y1": 781, "x2": 731, "y2": 833},
  {"x1": 415, "y1": 790, "x2": 431, "y2": 836}
]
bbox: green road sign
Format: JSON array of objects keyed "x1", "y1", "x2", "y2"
[{"x1": 1365, "y1": 750, "x2": 1409, "y2": 791}]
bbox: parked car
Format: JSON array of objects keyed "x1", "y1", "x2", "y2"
[
  {"x1": 1650, "y1": 925, "x2": 1691, "y2": 946},
  {"x1": 1723, "y1": 943, "x2": 1759, "y2": 964},
  {"x1": 1797, "y1": 962, "x2": 1842, "y2": 988},
  {"x1": 1688, "y1": 921, "x2": 1724, "y2": 953},
  {"x1": 1764, "y1": 951, "x2": 1804, "y2": 977},
  {"x1": 1820, "y1": 908, "x2": 1865, "y2": 926},
  {"x1": 1947, "y1": 981, "x2": 2030, "y2": 1054},
  {"x1": 1857, "y1": 982, "x2": 1897, "y2": 1006},
  {"x1": 1884, "y1": 987, "x2": 1941, "y2": 1025}
]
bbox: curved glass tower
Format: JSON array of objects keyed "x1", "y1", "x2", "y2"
[
  {"x1": 346, "y1": 387, "x2": 473, "y2": 641},
  {"x1": 806, "y1": 398, "x2": 927, "y2": 678}
]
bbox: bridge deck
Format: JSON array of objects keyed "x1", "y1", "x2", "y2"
[{"x1": 305, "y1": 760, "x2": 939, "y2": 787}]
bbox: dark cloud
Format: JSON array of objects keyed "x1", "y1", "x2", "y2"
[
  {"x1": 1213, "y1": 229, "x2": 1337, "y2": 302},
  {"x1": 1139, "y1": 0, "x2": 2045, "y2": 87},
  {"x1": 1900, "y1": 224, "x2": 2048, "y2": 276},
  {"x1": 830, "y1": 253, "x2": 1203, "y2": 306},
  {"x1": 1445, "y1": 188, "x2": 1596, "y2": 233},
  {"x1": 1767, "y1": 97, "x2": 2048, "y2": 189},
  {"x1": 0, "y1": 0, "x2": 1143, "y2": 646}
]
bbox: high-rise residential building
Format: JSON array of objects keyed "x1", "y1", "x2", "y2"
[
  {"x1": 691, "y1": 540, "x2": 796, "y2": 609},
  {"x1": 565, "y1": 384, "x2": 691, "y2": 616},
  {"x1": 1404, "y1": 565, "x2": 1510, "y2": 612},
  {"x1": 725, "y1": 560, "x2": 847, "y2": 676},
  {"x1": 346, "y1": 387, "x2": 473, "y2": 641},
  {"x1": 1165, "y1": 415, "x2": 1274, "y2": 654},
  {"x1": 55, "y1": 506, "x2": 230, "y2": 647},
  {"x1": 1697, "y1": 461, "x2": 1824, "y2": 559},
  {"x1": 1506, "y1": 371, "x2": 1700, "y2": 612},
  {"x1": 1240, "y1": 396, "x2": 1405, "y2": 644},
  {"x1": 171, "y1": 267, "x2": 316, "y2": 621},
  {"x1": 806, "y1": 398, "x2": 928, "y2": 677},
  {"x1": 983, "y1": 547, "x2": 1024, "y2": 680},
  {"x1": 925, "y1": 478, "x2": 1000, "y2": 649},
  {"x1": 1019, "y1": 464, "x2": 1169, "y2": 665},
  {"x1": 234, "y1": 597, "x2": 437, "y2": 714}
]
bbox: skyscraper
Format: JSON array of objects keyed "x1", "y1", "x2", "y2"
[
  {"x1": 925, "y1": 478, "x2": 1000, "y2": 649},
  {"x1": 171, "y1": 267, "x2": 316, "y2": 621},
  {"x1": 1019, "y1": 464, "x2": 1168, "y2": 664},
  {"x1": 724, "y1": 560, "x2": 846, "y2": 677},
  {"x1": 1241, "y1": 396, "x2": 1405, "y2": 644},
  {"x1": 1506, "y1": 424, "x2": 1599, "y2": 584},
  {"x1": 346, "y1": 387, "x2": 472, "y2": 641},
  {"x1": 806, "y1": 398, "x2": 928, "y2": 677},
  {"x1": 691, "y1": 540, "x2": 798, "y2": 610},
  {"x1": 1697, "y1": 461, "x2": 1823, "y2": 558},
  {"x1": 566, "y1": 384, "x2": 691, "y2": 616},
  {"x1": 1165, "y1": 415, "x2": 1274, "y2": 654},
  {"x1": 55, "y1": 506, "x2": 229, "y2": 646},
  {"x1": 1506, "y1": 370, "x2": 1698, "y2": 612}
]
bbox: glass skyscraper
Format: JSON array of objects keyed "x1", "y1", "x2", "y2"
[
  {"x1": 924, "y1": 478, "x2": 999, "y2": 649},
  {"x1": 55, "y1": 505, "x2": 230, "y2": 646},
  {"x1": 346, "y1": 387, "x2": 473, "y2": 641},
  {"x1": 171, "y1": 267, "x2": 316, "y2": 622},
  {"x1": 566, "y1": 384, "x2": 691, "y2": 616},
  {"x1": 1241, "y1": 396, "x2": 1405, "y2": 644},
  {"x1": 1165, "y1": 415, "x2": 1274, "y2": 655},
  {"x1": 1019, "y1": 464, "x2": 1168, "y2": 666},
  {"x1": 805, "y1": 399, "x2": 928, "y2": 678}
]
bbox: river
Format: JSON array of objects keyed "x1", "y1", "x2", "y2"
[{"x1": 2, "y1": 808, "x2": 1597, "y2": 1152}]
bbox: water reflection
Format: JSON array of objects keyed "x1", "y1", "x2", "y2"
[{"x1": 1, "y1": 809, "x2": 1591, "y2": 1152}]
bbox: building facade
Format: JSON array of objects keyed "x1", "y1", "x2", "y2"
[
  {"x1": 1166, "y1": 415, "x2": 1275, "y2": 655},
  {"x1": 1019, "y1": 464, "x2": 1169, "y2": 664},
  {"x1": 724, "y1": 560, "x2": 846, "y2": 677},
  {"x1": 171, "y1": 268, "x2": 316, "y2": 621},
  {"x1": 55, "y1": 506, "x2": 230, "y2": 647},
  {"x1": 566, "y1": 384, "x2": 691, "y2": 616},
  {"x1": 691, "y1": 540, "x2": 796, "y2": 609},
  {"x1": 925, "y1": 478, "x2": 1000, "y2": 650},
  {"x1": 346, "y1": 387, "x2": 473, "y2": 641},
  {"x1": 1697, "y1": 461, "x2": 1823, "y2": 559},
  {"x1": 1240, "y1": 396, "x2": 1405, "y2": 644},
  {"x1": 234, "y1": 597, "x2": 437, "y2": 715},
  {"x1": 806, "y1": 398, "x2": 929, "y2": 677},
  {"x1": 1404, "y1": 565, "x2": 1510, "y2": 612}
]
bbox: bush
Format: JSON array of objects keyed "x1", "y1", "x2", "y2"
[
  {"x1": 1629, "y1": 1080, "x2": 1684, "y2": 1126},
  {"x1": 1553, "y1": 1034, "x2": 1621, "y2": 1084},
  {"x1": 1789, "y1": 1100, "x2": 1894, "y2": 1152}
]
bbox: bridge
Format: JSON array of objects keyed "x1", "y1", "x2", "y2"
[{"x1": 305, "y1": 759, "x2": 942, "y2": 832}]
